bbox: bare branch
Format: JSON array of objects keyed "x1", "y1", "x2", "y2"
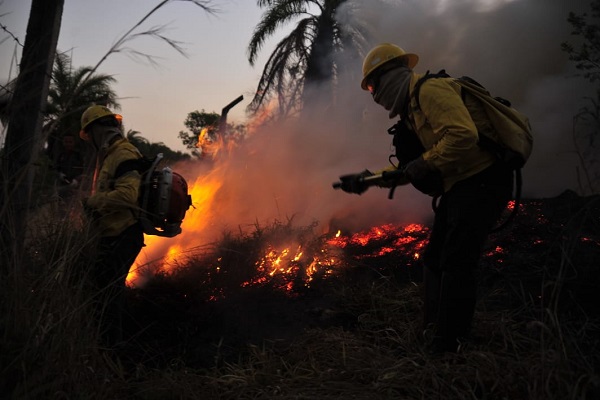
[
  {"x1": 88, "y1": 0, "x2": 217, "y2": 77},
  {"x1": 53, "y1": 0, "x2": 218, "y2": 122},
  {"x1": 0, "y1": 20, "x2": 24, "y2": 48}
]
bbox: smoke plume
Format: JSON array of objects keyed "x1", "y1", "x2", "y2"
[
  {"x1": 134, "y1": 0, "x2": 594, "y2": 276},
  {"x1": 340, "y1": 0, "x2": 592, "y2": 197}
]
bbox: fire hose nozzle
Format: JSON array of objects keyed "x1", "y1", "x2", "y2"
[{"x1": 332, "y1": 169, "x2": 406, "y2": 190}]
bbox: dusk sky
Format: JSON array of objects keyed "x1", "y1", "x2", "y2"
[
  {"x1": 1, "y1": 0, "x2": 278, "y2": 148},
  {"x1": 0, "y1": 0, "x2": 594, "y2": 203}
]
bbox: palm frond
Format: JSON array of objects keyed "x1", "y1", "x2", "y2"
[
  {"x1": 44, "y1": 52, "x2": 120, "y2": 142},
  {"x1": 248, "y1": 0, "x2": 373, "y2": 116},
  {"x1": 248, "y1": 0, "x2": 312, "y2": 65},
  {"x1": 248, "y1": 17, "x2": 314, "y2": 114}
]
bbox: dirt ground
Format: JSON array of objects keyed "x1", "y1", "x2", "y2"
[{"x1": 124, "y1": 190, "x2": 600, "y2": 368}]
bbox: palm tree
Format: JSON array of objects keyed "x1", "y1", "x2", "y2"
[
  {"x1": 1, "y1": 0, "x2": 64, "y2": 264},
  {"x1": 45, "y1": 52, "x2": 120, "y2": 159},
  {"x1": 41, "y1": 52, "x2": 121, "y2": 194},
  {"x1": 126, "y1": 129, "x2": 149, "y2": 148},
  {"x1": 247, "y1": 0, "x2": 367, "y2": 117},
  {"x1": 127, "y1": 129, "x2": 191, "y2": 163}
]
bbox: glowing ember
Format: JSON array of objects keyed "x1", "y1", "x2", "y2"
[
  {"x1": 125, "y1": 109, "x2": 437, "y2": 290},
  {"x1": 239, "y1": 239, "x2": 342, "y2": 292},
  {"x1": 231, "y1": 223, "x2": 430, "y2": 294},
  {"x1": 327, "y1": 223, "x2": 428, "y2": 260}
]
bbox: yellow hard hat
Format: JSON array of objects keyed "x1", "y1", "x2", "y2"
[
  {"x1": 361, "y1": 43, "x2": 419, "y2": 90},
  {"x1": 79, "y1": 105, "x2": 122, "y2": 140}
]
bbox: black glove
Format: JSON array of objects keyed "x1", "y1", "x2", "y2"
[
  {"x1": 82, "y1": 197, "x2": 100, "y2": 221},
  {"x1": 403, "y1": 156, "x2": 443, "y2": 196},
  {"x1": 57, "y1": 172, "x2": 70, "y2": 185},
  {"x1": 338, "y1": 169, "x2": 374, "y2": 195},
  {"x1": 381, "y1": 169, "x2": 410, "y2": 186}
]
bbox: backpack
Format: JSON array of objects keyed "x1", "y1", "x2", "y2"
[
  {"x1": 412, "y1": 70, "x2": 533, "y2": 169},
  {"x1": 392, "y1": 70, "x2": 534, "y2": 230},
  {"x1": 114, "y1": 153, "x2": 193, "y2": 237}
]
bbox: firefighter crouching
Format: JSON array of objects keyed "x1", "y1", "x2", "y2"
[
  {"x1": 80, "y1": 105, "x2": 145, "y2": 347},
  {"x1": 340, "y1": 43, "x2": 513, "y2": 353}
]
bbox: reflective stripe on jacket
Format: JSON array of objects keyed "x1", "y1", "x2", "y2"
[
  {"x1": 407, "y1": 73, "x2": 496, "y2": 192},
  {"x1": 86, "y1": 138, "x2": 142, "y2": 237}
]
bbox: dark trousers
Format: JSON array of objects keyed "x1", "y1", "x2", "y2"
[
  {"x1": 93, "y1": 222, "x2": 144, "y2": 346},
  {"x1": 422, "y1": 162, "x2": 513, "y2": 352}
]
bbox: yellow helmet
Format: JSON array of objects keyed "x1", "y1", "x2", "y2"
[
  {"x1": 79, "y1": 105, "x2": 122, "y2": 140},
  {"x1": 361, "y1": 43, "x2": 419, "y2": 90}
]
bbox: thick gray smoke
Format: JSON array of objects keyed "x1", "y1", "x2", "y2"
[
  {"x1": 336, "y1": 0, "x2": 592, "y2": 198},
  {"x1": 173, "y1": 0, "x2": 592, "y2": 245}
]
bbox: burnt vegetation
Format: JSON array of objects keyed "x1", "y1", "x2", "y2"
[
  {"x1": 2, "y1": 0, "x2": 600, "y2": 397},
  {"x1": 1, "y1": 190, "x2": 599, "y2": 399}
]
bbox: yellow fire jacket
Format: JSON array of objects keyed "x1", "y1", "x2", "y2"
[
  {"x1": 86, "y1": 138, "x2": 142, "y2": 237},
  {"x1": 406, "y1": 72, "x2": 497, "y2": 192}
]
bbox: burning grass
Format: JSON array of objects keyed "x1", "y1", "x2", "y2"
[{"x1": 1, "y1": 192, "x2": 600, "y2": 399}]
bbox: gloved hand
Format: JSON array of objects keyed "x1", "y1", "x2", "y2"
[
  {"x1": 380, "y1": 169, "x2": 410, "y2": 187},
  {"x1": 58, "y1": 172, "x2": 70, "y2": 185},
  {"x1": 403, "y1": 156, "x2": 443, "y2": 196},
  {"x1": 82, "y1": 197, "x2": 100, "y2": 221},
  {"x1": 338, "y1": 169, "x2": 374, "y2": 195}
]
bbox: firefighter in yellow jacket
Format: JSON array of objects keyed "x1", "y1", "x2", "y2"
[
  {"x1": 80, "y1": 105, "x2": 144, "y2": 346},
  {"x1": 342, "y1": 43, "x2": 513, "y2": 352}
]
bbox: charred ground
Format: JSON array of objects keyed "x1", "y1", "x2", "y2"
[
  {"x1": 2, "y1": 190, "x2": 600, "y2": 399},
  {"x1": 124, "y1": 190, "x2": 600, "y2": 374}
]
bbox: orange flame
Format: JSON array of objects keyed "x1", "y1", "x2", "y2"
[
  {"x1": 126, "y1": 102, "x2": 438, "y2": 289},
  {"x1": 127, "y1": 106, "x2": 278, "y2": 287},
  {"x1": 127, "y1": 166, "x2": 224, "y2": 286}
]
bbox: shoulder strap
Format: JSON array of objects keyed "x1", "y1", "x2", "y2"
[
  {"x1": 109, "y1": 158, "x2": 142, "y2": 192},
  {"x1": 114, "y1": 159, "x2": 142, "y2": 180},
  {"x1": 412, "y1": 69, "x2": 450, "y2": 111},
  {"x1": 111, "y1": 156, "x2": 153, "y2": 192},
  {"x1": 114, "y1": 156, "x2": 155, "y2": 180}
]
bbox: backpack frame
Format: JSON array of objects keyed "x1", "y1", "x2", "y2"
[{"x1": 114, "y1": 153, "x2": 192, "y2": 238}]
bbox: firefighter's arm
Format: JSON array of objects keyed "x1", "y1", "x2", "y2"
[
  {"x1": 418, "y1": 79, "x2": 479, "y2": 174},
  {"x1": 86, "y1": 171, "x2": 141, "y2": 211}
]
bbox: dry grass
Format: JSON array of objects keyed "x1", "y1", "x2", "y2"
[{"x1": 1, "y1": 195, "x2": 599, "y2": 399}]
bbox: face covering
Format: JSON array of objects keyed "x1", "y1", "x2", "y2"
[
  {"x1": 91, "y1": 126, "x2": 123, "y2": 152},
  {"x1": 372, "y1": 66, "x2": 413, "y2": 118}
]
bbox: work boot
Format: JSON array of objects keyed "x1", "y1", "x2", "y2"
[
  {"x1": 422, "y1": 266, "x2": 442, "y2": 330},
  {"x1": 433, "y1": 272, "x2": 476, "y2": 353}
]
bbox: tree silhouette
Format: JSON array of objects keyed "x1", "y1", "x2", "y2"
[
  {"x1": 562, "y1": 0, "x2": 600, "y2": 82},
  {"x1": 127, "y1": 129, "x2": 191, "y2": 163},
  {"x1": 562, "y1": 0, "x2": 600, "y2": 193},
  {"x1": 247, "y1": 0, "x2": 367, "y2": 117},
  {"x1": 0, "y1": 0, "x2": 217, "y2": 263},
  {"x1": 178, "y1": 110, "x2": 221, "y2": 150},
  {"x1": 178, "y1": 109, "x2": 247, "y2": 159},
  {"x1": 0, "y1": 0, "x2": 64, "y2": 263},
  {"x1": 45, "y1": 52, "x2": 120, "y2": 162}
]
